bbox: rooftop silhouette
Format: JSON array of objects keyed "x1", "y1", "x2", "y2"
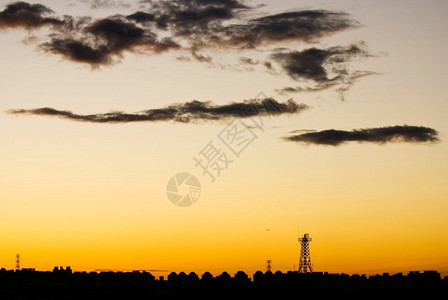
[{"x1": 0, "y1": 267, "x2": 446, "y2": 299}]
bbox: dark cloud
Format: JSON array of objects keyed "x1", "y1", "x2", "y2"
[
  {"x1": 190, "y1": 0, "x2": 248, "y2": 9},
  {"x1": 41, "y1": 38, "x2": 112, "y2": 65},
  {"x1": 41, "y1": 18, "x2": 180, "y2": 65},
  {"x1": 0, "y1": 1, "x2": 363, "y2": 68},
  {"x1": 217, "y1": 11, "x2": 359, "y2": 49},
  {"x1": 270, "y1": 43, "x2": 375, "y2": 96},
  {"x1": 8, "y1": 98, "x2": 308, "y2": 124},
  {"x1": 271, "y1": 43, "x2": 371, "y2": 82},
  {"x1": 152, "y1": 9, "x2": 358, "y2": 49},
  {"x1": 0, "y1": 2, "x2": 64, "y2": 29},
  {"x1": 283, "y1": 126, "x2": 440, "y2": 146},
  {"x1": 276, "y1": 71, "x2": 377, "y2": 100},
  {"x1": 86, "y1": 18, "x2": 149, "y2": 50},
  {"x1": 264, "y1": 61, "x2": 273, "y2": 69},
  {"x1": 126, "y1": 11, "x2": 155, "y2": 23},
  {"x1": 141, "y1": 0, "x2": 248, "y2": 9},
  {"x1": 138, "y1": 0, "x2": 249, "y2": 33},
  {"x1": 38, "y1": 0, "x2": 248, "y2": 65},
  {"x1": 0, "y1": 1, "x2": 372, "y2": 100},
  {"x1": 240, "y1": 57, "x2": 259, "y2": 65}
]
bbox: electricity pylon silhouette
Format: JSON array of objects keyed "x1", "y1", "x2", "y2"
[
  {"x1": 15, "y1": 254, "x2": 20, "y2": 271},
  {"x1": 266, "y1": 260, "x2": 272, "y2": 272},
  {"x1": 298, "y1": 233, "x2": 313, "y2": 273}
]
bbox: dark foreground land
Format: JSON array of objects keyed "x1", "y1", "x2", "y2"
[{"x1": 1, "y1": 267, "x2": 446, "y2": 299}]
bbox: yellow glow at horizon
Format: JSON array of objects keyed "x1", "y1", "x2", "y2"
[{"x1": 0, "y1": 0, "x2": 447, "y2": 277}]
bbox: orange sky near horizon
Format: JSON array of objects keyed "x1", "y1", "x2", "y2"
[{"x1": 0, "y1": 0, "x2": 447, "y2": 278}]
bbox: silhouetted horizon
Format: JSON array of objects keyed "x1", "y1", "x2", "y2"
[
  {"x1": 3, "y1": 265, "x2": 447, "y2": 279},
  {"x1": 1, "y1": 267, "x2": 446, "y2": 299},
  {"x1": 1, "y1": 0, "x2": 447, "y2": 298}
]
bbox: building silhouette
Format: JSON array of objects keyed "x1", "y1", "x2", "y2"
[{"x1": 0, "y1": 267, "x2": 446, "y2": 298}]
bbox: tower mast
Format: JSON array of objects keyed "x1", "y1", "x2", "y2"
[
  {"x1": 298, "y1": 233, "x2": 312, "y2": 273},
  {"x1": 15, "y1": 254, "x2": 20, "y2": 271}
]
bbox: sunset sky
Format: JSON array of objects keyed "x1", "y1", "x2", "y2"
[{"x1": 0, "y1": 0, "x2": 447, "y2": 277}]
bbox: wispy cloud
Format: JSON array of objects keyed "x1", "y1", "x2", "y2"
[
  {"x1": 40, "y1": 18, "x2": 179, "y2": 65},
  {"x1": 0, "y1": 2, "x2": 64, "y2": 29},
  {"x1": 82, "y1": 0, "x2": 131, "y2": 9},
  {"x1": 0, "y1": 1, "x2": 361, "y2": 67},
  {"x1": 216, "y1": 11, "x2": 359, "y2": 48},
  {"x1": 283, "y1": 126, "x2": 440, "y2": 146},
  {"x1": 270, "y1": 43, "x2": 376, "y2": 96},
  {"x1": 0, "y1": 1, "x2": 376, "y2": 101},
  {"x1": 8, "y1": 98, "x2": 308, "y2": 123}
]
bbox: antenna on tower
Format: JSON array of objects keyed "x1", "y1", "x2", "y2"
[
  {"x1": 15, "y1": 254, "x2": 20, "y2": 271},
  {"x1": 266, "y1": 260, "x2": 272, "y2": 272},
  {"x1": 298, "y1": 233, "x2": 313, "y2": 273}
]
